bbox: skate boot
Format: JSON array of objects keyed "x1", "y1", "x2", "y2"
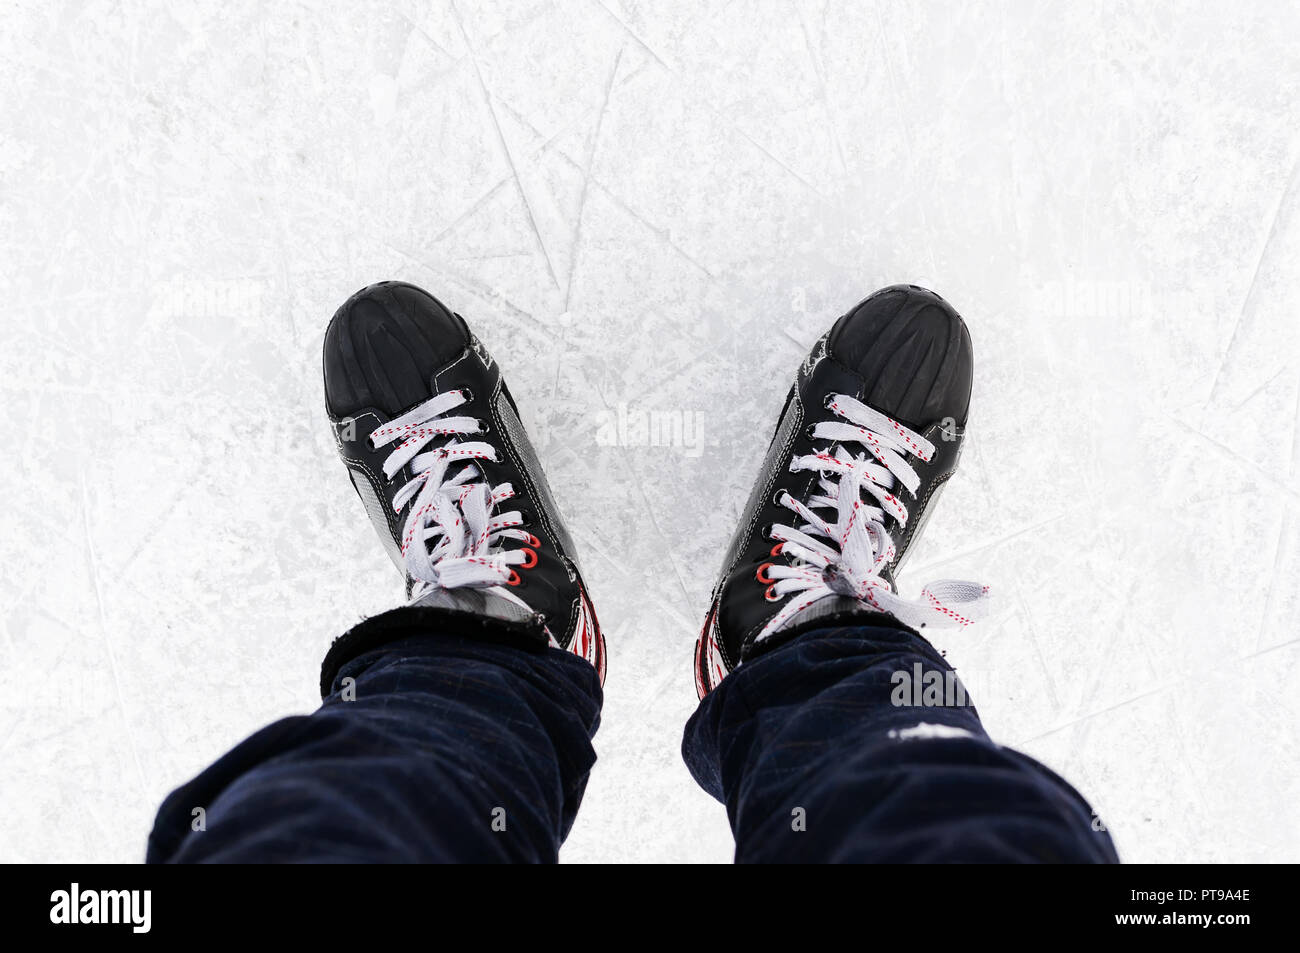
[
  {"x1": 321, "y1": 281, "x2": 604, "y2": 686},
  {"x1": 695, "y1": 285, "x2": 987, "y2": 697}
]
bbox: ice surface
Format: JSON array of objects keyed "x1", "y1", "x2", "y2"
[{"x1": 1, "y1": 0, "x2": 1298, "y2": 863}]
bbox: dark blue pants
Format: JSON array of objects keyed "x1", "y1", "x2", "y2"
[{"x1": 147, "y1": 617, "x2": 1117, "y2": 863}]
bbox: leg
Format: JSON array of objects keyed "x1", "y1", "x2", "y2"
[
  {"x1": 687, "y1": 287, "x2": 1113, "y2": 862},
  {"x1": 149, "y1": 281, "x2": 608, "y2": 862},
  {"x1": 148, "y1": 618, "x2": 601, "y2": 863},
  {"x1": 684, "y1": 623, "x2": 1117, "y2": 863}
]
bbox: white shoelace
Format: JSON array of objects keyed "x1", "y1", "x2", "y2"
[
  {"x1": 370, "y1": 390, "x2": 537, "y2": 613},
  {"x1": 756, "y1": 393, "x2": 988, "y2": 642}
]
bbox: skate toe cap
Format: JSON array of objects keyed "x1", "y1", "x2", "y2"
[
  {"x1": 324, "y1": 281, "x2": 471, "y2": 418},
  {"x1": 827, "y1": 284, "x2": 973, "y2": 429}
]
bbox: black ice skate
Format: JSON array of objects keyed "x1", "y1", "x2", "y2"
[
  {"x1": 695, "y1": 285, "x2": 987, "y2": 697},
  {"x1": 322, "y1": 281, "x2": 604, "y2": 683}
]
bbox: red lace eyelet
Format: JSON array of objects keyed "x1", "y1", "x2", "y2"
[
  {"x1": 764, "y1": 584, "x2": 780, "y2": 602},
  {"x1": 769, "y1": 542, "x2": 784, "y2": 557},
  {"x1": 507, "y1": 570, "x2": 521, "y2": 587},
  {"x1": 756, "y1": 562, "x2": 776, "y2": 585},
  {"x1": 526, "y1": 533, "x2": 541, "y2": 547},
  {"x1": 520, "y1": 547, "x2": 538, "y2": 570}
]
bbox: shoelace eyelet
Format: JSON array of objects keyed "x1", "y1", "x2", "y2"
[
  {"x1": 459, "y1": 387, "x2": 475, "y2": 403},
  {"x1": 526, "y1": 533, "x2": 541, "y2": 547},
  {"x1": 506, "y1": 569, "x2": 522, "y2": 587},
  {"x1": 520, "y1": 547, "x2": 538, "y2": 570},
  {"x1": 749, "y1": 394, "x2": 988, "y2": 643}
]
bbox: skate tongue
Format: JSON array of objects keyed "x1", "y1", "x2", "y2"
[
  {"x1": 409, "y1": 587, "x2": 536, "y2": 625},
  {"x1": 769, "y1": 594, "x2": 866, "y2": 634}
]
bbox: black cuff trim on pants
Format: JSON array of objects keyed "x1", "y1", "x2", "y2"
[
  {"x1": 738, "y1": 609, "x2": 926, "y2": 664},
  {"x1": 319, "y1": 604, "x2": 550, "y2": 698}
]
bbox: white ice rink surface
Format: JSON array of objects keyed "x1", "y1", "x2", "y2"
[{"x1": 3, "y1": 0, "x2": 1299, "y2": 864}]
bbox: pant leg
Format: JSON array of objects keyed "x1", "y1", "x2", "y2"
[
  {"x1": 147, "y1": 627, "x2": 602, "y2": 863},
  {"x1": 683, "y1": 623, "x2": 1118, "y2": 863}
]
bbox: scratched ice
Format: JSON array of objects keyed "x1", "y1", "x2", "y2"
[{"x1": 1, "y1": 1, "x2": 1297, "y2": 863}]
